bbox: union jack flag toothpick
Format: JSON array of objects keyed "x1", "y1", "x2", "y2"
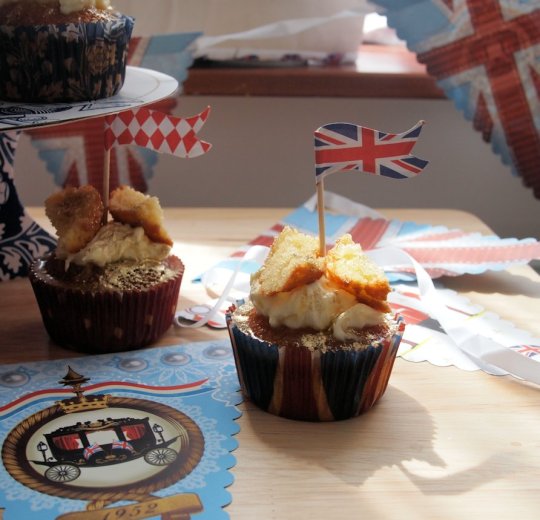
[
  {"x1": 314, "y1": 120, "x2": 428, "y2": 182},
  {"x1": 314, "y1": 120, "x2": 429, "y2": 254}
]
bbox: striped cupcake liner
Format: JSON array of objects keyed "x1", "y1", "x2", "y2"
[{"x1": 227, "y1": 313, "x2": 405, "y2": 421}]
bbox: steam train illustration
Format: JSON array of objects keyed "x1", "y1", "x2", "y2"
[{"x1": 32, "y1": 416, "x2": 180, "y2": 483}]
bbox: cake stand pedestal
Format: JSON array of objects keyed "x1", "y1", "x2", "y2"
[{"x1": 0, "y1": 67, "x2": 178, "y2": 280}]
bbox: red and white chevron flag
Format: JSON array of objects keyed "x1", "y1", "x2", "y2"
[{"x1": 104, "y1": 106, "x2": 212, "y2": 158}]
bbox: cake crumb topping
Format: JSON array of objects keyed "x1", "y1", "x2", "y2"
[{"x1": 249, "y1": 226, "x2": 392, "y2": 340}]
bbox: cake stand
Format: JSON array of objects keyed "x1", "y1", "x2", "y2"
[{"x1": 0, "y1": 67, "x2": 178, "y2": 281}]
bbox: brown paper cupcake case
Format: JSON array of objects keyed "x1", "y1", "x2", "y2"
[{"x1": 29, "y1": 256, "x2": 183, "y2": 353}]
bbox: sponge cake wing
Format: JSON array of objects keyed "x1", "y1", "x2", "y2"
[
  {"x1": 251, "y1": 226, "x2": 325, "y2": 296},
  {"x1": 325, "y1": 234, "x2": 391, "y2": 312}
]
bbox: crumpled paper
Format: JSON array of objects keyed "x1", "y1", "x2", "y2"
[{"x1": 115, "y1": 0, "x2": 370, "y2": 61}]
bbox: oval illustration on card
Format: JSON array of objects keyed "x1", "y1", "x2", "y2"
[{"x1": 1, "y1": 367, "x2": 204, "y2": 503}]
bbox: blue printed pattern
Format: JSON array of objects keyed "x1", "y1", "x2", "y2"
[
  {"x1": 0, "y1": 131, "x2": 56, "y2": 280},
  {"x1": 0, "y1": 16, "x2": 134, "y2": 102}
]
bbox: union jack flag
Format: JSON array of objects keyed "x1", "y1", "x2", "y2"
[
  {"x1": 372, "y1": 0, "x2": 540, "y2": 197},
  {"x1": 111, "y1": 439, "x2": 135, "y2": 452},
  {"x1": 314, "y1": 120, "x2": 429, "y2": 182},
  {"x1": 83, "y1": 443, "x2": 104, "y2": 461},
  {"x1": 509, "y1": 344, "x2": 540, "y2": 359}
]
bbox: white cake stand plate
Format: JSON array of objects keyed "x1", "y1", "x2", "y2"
[{"x1": 0, "y1": 67, "x2": 178, "y2": 280}]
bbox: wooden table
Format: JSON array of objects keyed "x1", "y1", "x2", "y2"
[{"x1": 1, "y1": 208, "x2": 540, "y2": 520}]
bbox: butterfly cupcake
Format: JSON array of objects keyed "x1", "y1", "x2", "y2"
[{"x1": 227, "y1": 226, "x2": 405, "y2": 421}]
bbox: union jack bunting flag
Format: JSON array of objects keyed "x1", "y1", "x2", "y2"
[
  {"x1": 314, "y1": 120, "x2": 429, "y2": 182},
  {"x1": 372, "y1": 0, "x2": 540, "y2": 197},
  {"x1": 111, "y1": 439, "x2": 135, "y2": 452},
  {"x1": 104, "y1": 106, "x2": 212, "y2": 158},
  {"x1": 223, "y1": 199, "x2": 540, "y2": 280},
  {"x1": 83, "y1": 443, "x2": 104, "y2": 461}
]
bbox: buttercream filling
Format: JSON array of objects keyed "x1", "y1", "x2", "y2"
[
  {"x1": 250, "y1": 276, "x2": 389, "y2": 342},
  {"x1": 57, "y1": 222, "x2": 170, "y2": 268}
]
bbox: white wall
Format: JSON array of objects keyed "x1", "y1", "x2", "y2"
[
  {"x1": 10, "y1": 1, "x2": 539, "y2": 239},
  {"x1": 14, "y1": 94, "x2": 539, "y2": 239}
]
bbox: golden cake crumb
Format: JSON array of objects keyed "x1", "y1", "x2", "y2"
[
  {"x1": 325, "y1": 234, "x2": 391, "y2": 312},
  {"x1": 45, "y1": 185, "x2": 104, "y2": 254},
  {"x1": 251, "y1": 226, "x2": 324, "y2": 296},
  {"x1": 109, "y1": 186, "x2": 173, "y2": 246}
]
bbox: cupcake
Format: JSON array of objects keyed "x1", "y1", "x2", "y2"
[
  {"x1": 29, "y1": 184, "x2": 184, "y2": 353},
  {"x1": 227, "y1": 226, "x2": 405, "y2": 421},
  {"x1": 0, "y1": 0, "x2": 134, "y2": 102}
]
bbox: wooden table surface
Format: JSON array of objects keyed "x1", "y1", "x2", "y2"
[{"x1": 1, "y1": 207, "x2": 540, "y2": 520}]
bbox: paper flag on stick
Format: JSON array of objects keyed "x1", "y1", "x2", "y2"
[
  {"x1": 314, "y1": 120, "x2": 429, "y2": 182},
  {"x1": 104, "y1": 106, "x2": 212, "y2": 158},
  {"x1": 371, "y1": 0, "x2": 540, "y2": 197},
  {"x1": 314, "y1": 120, "x2": 428, "y2": 254}
]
